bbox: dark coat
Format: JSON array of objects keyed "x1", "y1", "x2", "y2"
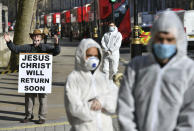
[{"x1": 6, "y1": 41, "x2": 60, "y2": 56}]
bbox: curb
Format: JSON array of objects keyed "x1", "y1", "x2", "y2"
[
  {"x1": 0, "y1": 115, "x2": 118, "y2": 131},
  {"x1": 0, "y1": 70, "x2": 18, "y2": 75},
  {"x1": 0, "y1": 121, "x2": 69, "y2": 131}
]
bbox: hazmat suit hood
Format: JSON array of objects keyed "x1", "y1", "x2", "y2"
[
  {"x1": 75, "y1": 38, "x2": 102, "y2": 71},
  {"x1": 148, "y1": 11, "x2": 187, "y2": 56}
]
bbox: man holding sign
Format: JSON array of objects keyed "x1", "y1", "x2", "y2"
[{"x1": 4, "y1": 29, "x2": 60, "y2": 124}]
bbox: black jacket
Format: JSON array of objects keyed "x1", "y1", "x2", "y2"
[{"x1": 6, "y1": 41, "x2": 60, "y2": 56}]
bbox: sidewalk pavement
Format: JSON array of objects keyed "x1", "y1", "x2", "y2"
[{"x1": 0, "y1": 38, "x2": 127, "y2": 131}]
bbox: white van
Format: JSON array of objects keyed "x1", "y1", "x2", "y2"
[{"x1": 176, "y1": 10, "x2": 194, "y2": 45}]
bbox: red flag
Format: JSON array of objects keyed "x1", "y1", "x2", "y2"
[
  {"x1": 77, "y1": 7, "x2": 82, "y2": 23},
  {"x1": 83, "y1": 6, "x2": 86, "y2": 21},
  {"x1": 82, "y1": 6, "x2": 91, "y2": 22},
  {"x1": 65, "y1": 11, "x2": 71, "y2": 23},
  {"x1": 99, "y1": 0, "x2": 112, "y2": 19},
  {"x1": 86, "y1": 6, "x2": 91, "y2": 22},
  {"x1": 118, "y1": 8, "x2": 131, "y2": 40},
  {"x1": 44, "y1": 15, "x2": 47, "y2": 25},
  {"x1": 53, "y1": 13, "x2": 61, "y2": 24}
]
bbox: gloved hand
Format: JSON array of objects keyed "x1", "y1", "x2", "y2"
[{"x1": 104, "y1": 51, "x2": 111, "y2": 57}]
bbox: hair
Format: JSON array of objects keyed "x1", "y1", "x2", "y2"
[{"x1": 109, "y1": 22, "x2": 115, "y2": 26}]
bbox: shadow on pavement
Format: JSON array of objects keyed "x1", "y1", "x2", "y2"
[
  {"x1": 7, "y1": 74, "x2": 18, "y2": 77},
  {"x1": 0, "y1": 93, "x2": 24, "y2": 97},
  {"x1": 61, "y1": 55, "x2": 75, "y2": 58},
  {"x1": 0, "y1": 100, "x2": 25, "y2": 106},
  {"x1": 59, "y1": 38, "x2": 79, "y2": 47},
  {"x1": 60, "y1": 43, "x2": 79, "y2": 47},
  {"x1": 1, "y1": 78, "x2": 18, "y2": 81},
  {"x1": 0, "y1": 82, "x2": 18, "y2": 85},
  {"x1": 0, "y1": 116, "x2": 23, "y2": 121},
  {"x1": 0, "y1": 87, "x2": 17, "y2": 90},
  {"x1": 120, "y1": 48, "x2": 130, "y2": 54},
  {"x1": 52, "y1": 82, "x2": 65, "y2": 86},
  {"x1": 0, "y1": 67, "x2": 7, "y2": 70},
  {"x1": 0, "y1": 110, "x2": 25, "y2": 116}
]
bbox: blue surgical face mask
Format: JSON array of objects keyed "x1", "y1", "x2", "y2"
[
  {"x1": 109, "y1": 27, "x2": 115, "y2": 32},
  {"x1": 153, "y1": 43, "x2": 176, "y2": 59}
]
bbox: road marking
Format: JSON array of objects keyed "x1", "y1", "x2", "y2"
[
  {"x1": 0, "y1": 116, "x2": 118, "y2": 130},
  {"x1": 0, "y1": 121, "x2": 69, "y2": 130}
]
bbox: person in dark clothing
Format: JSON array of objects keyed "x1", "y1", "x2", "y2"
[
  {"x1": 4, "y1": 29, "x2": 60, "y2": 124},
  {"x1": 43, "y1": 26, "x2": 50, "y2": 44},
  {"x1": 51, "y1": 24, "x2": 58, "y2": 37}
]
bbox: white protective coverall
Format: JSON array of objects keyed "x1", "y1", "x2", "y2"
[
  {"x1": 101, "y1": 27, "x2": 122, "y2": 77},
  {"x1": 65, "y1": 38, "x2": 118, "y2": 131},
  {"x1": 118, "y1": 11, "x2": 194, "y2": 131}
]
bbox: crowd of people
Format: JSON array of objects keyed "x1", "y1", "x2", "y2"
[{"x1": 3, "y1": 10, "x2": 194, "y2": 131}]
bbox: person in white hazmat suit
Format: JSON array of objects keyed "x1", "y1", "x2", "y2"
[
  {"x1": 65, "y1": 38, "x2": 118, "y2": 131},
  {"x1": 101, "y1": 22, "x2": 122, "y2": 79},
  {"x1": 118, "y1": 11, "x2": 194, "y2": 131}
]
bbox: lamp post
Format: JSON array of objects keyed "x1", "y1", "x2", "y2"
[
  {"x1": 130, "y1": 0, "x2": 142, "y2": 58},
  {"x1": 50, "y1": 0, "x2": 53, "y2": 13},
  {"x1": 109, "y1": 0, "x2": 116, "y2": 22},
  {"x1": 60, "y1": 0, "x2": 61, "y2": 12},
  {"x1": 93, "y1": 0, "x2": 98, "y2": 42},
  {"x1": 80, "y1": 0, "x2": 83, "y2": 39},
  {"x1": 44, "y1": 0, "x2": 46, "y2": 13},
  {"x1": 15, "y1": 0, "x2": 18, "y2": 19},
  {"x1": 162, "y1": 0, "x2": 166, "y2": 10},
  {"x1": 69, "y1": 0, "x2": 72, "y2": 41},
  {"x1": 111, "y1": 4, "x2": 114, "y2": 22}
]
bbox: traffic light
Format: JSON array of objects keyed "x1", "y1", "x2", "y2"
[{"x1": 109, "y1": 0, "x2": 116, "y2": 3}]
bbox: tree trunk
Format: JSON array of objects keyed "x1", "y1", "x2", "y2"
[
  {"x1": 8, "y1": 0, "x2": 36, "y2": 70},
  {"x1": 31, "y1": 0, "x2": 41, "y2": 31},
  {"x1": 190, "y1": 0, "x2": 194, "y2": 9}
]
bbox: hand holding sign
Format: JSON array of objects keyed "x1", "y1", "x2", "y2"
[{"x1": 4, "y1": 33, "x2": 10, "y2": 43}]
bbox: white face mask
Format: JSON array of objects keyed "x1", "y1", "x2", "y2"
[
  {"x1": 109, "y1": 26, "x2": 115, "y2": 32},
  {"x1": 85, "y1": 56, "x2": 99, "y2": 71}
]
